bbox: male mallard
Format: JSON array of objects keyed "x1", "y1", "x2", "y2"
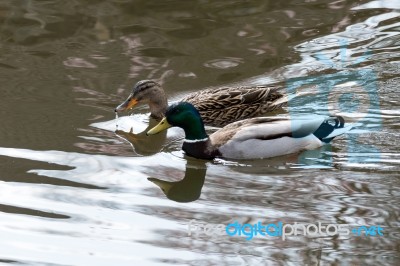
[
  {"x1": 115, "y1": 80, "x2": 285, "y2": 127},
  {"x1": 146, "y1": 102, "x2": 352, "y2": 160}
]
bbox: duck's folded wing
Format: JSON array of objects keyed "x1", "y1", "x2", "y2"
[
  {"x1": 182, "y1": 86, "x2": 279, "y2": 111},
  {"x1": 181, "y1": 87, "x2": 242, "y2": 110},
  {"x1": 211, "y1": 115, "x2": 331, "y2": 146}
]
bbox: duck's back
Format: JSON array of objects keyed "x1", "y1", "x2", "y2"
[{"x1": 181, "y1": 86, "x2": 285, "y2": 127}]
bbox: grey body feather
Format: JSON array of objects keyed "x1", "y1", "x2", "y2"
[{"x1": 207, "y1": 115, "x2": 350, "y2": 159}]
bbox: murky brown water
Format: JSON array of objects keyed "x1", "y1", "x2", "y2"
[{"x1": 0, "y1": 0, "x2": 399, "y2": 265}]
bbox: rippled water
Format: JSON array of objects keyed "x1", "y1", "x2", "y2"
[{"x1": 0, "y1": 0, "x2": 399, "y2": 265}]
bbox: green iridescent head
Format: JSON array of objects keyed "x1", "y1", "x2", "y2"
[{"x1": 147, "y1": 102, "x2": 208, "y2": 140}]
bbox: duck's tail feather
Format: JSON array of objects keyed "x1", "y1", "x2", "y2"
[
  {"x1": 264, "y1": 95, "x2": 289, "y2": 112},
  {"x1": 313, "y1": 116, "x2": 351, "y2": 143},
  {"x1": 266, "y1": 90, "x2": 314, "y2": 111}
]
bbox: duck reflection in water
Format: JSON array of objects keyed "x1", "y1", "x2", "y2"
[
  {"x1": 115, "y1": 117, "x2": 169, "y2": 156},
  {"x1": 148, "y1": 158, "x2": 206, "y2": 203}
]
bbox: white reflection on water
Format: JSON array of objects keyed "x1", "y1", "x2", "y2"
[
  {"x1": 0, "y1": 0, "x2": 399, "y2": 265},
  {"x1": 0, "y1": 147, "x2": 206, "y2": 265},
  {"x1": 0, "y1": 130, "x2": 399, "y2": 265}
]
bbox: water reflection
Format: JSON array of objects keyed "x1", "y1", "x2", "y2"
[
  {"x1": 148, "y1": 159, "x2": 206, "y2": 203},
  {"x1": 91, "y1": 114, "x2": 184, "y2": 156},
  {"x1": 0, "y1": 203, "x2": 69, "y2": 219},
  {"x1": 0, "y1": 0, "x2": 399, "y2": 265},
  {"x1": 115, "y1": 117, "x2": 168, "y2": 156}
]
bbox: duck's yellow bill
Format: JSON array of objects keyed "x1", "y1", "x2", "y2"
[{"x1": 147, "y1": 118, "x2": 171, "y2": 135}]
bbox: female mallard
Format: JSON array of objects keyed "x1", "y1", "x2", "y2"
[
  {"x1": 115, "y1": 80, "x2": 285, "y2": 127},
  {"x1": 146, "y1": 102, "x2": 351, "y2": 160}
]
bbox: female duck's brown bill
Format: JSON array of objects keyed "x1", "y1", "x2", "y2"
[{"x1": 115, "y1": 95, "x2": 138, "y2": 112}]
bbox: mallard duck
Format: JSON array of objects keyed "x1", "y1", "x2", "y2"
[
  {"x1": 146, "y1": 102, "x2": 352, "y2": 160},
  {"x1": 115, "y1": 80, "x2": 286, "y2": 127}
]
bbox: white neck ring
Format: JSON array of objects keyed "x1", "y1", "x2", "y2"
[{"x1": 184, "y1": 138, "x2": 208, "y2": 143}]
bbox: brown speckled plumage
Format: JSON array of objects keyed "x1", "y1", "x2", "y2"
[
  {"x1": 182, "y1": 86, "x2": 285, "y2": 127},
  {"x1": 115, "y1": 80, "x2": 286, "y2": 127}
]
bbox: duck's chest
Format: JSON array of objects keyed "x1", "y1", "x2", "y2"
[{"x1": 182, "y1": 140, "x2": 220, "y2": 160}]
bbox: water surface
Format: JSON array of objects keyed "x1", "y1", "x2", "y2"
[{"x1": 0, "y1": 0, "x2": 399, "y2": 265}]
